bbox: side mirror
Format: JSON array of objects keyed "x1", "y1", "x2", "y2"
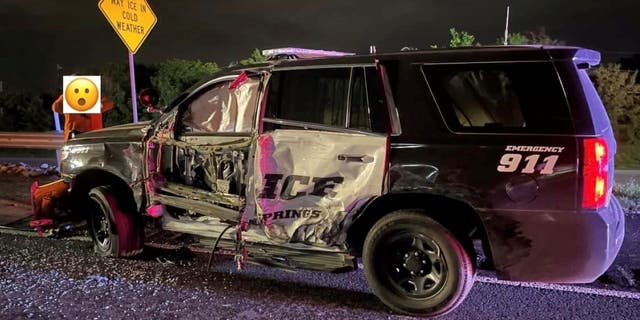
[{"x1": 139, "y1": 88, "x2": 160, "y2": 113}]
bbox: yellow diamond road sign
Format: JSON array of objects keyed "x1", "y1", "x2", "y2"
[{"x1": 99, "y1": 0, "x2": 157, "y2": 54}]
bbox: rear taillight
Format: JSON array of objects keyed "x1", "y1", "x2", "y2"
[{"x1": 582, "y1": 137, "x2": 609, "y2": 209}]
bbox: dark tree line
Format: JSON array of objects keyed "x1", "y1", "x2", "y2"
[
  {"x1": 1, "y1": 41, "x2": 637, "y2": 148},
  {"x1": 0, "y1": 49, "x2": 266, "y2": 131}
]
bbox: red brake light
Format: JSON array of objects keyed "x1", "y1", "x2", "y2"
[{"x1": 582, "y1": 137, "x2": 609, "y2": 209}]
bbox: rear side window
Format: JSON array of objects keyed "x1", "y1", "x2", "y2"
[
  {"x1": 265, "y1": 68, "x2": 350, "y2": 128},
  {"x1": 264, "y1": 67, "x2": 387, "y2": 132},
  {"x1": 422, "y1": 62, "x2": 573, "y2": 134}
]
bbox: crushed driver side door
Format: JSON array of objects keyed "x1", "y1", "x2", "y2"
[{"x1": 250, "y1": 65, "x2": 395, "y2": 249}]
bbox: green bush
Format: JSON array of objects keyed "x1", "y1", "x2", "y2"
[
  {"x1": 590, "y1": 63, "x2": 640, "y2": 145},
  {"x1": 448, "y1": 28, "x2": 476, "y2": 48},
  {"x1": 0, "y1": 90, "x2": 54, "y2": 131},
  {"x1": 150, "y1": 59, "x2": 220, "y2": 108},
  {"x1": 0, "y1": 58, "x2": 221, "y2": 131},
  {"x1": 615, "y1": 143, "x2": 640, "y2": 169},
  {"x1": 239, "y1": 48, "x2": 267, "y2": 66},
  {"x1": 614, "y1": 179, "x2": 640, "y2": 213},
  {"x1": 497, "y1": 27, "x2": 565, "y2": 46}
]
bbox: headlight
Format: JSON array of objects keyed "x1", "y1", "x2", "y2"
[{"x1": 60, "y1": 148, "x2": 70, "y2": 161}]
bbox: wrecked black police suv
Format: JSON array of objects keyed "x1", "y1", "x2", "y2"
[{"x1": 37, "y1": 46, "x2": 625, "y2": 317}]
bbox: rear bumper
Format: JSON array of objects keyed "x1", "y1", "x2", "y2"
[{"x1": 483, "y1": 195, "x2": 625, "y2": 283}]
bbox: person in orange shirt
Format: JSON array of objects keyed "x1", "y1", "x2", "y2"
[
  {"x1": 51, "y1": 94, "x2": 115, "y2": 141},
  {"x1": 29, "y1": 94, "x2": 115, "y2": 235}
]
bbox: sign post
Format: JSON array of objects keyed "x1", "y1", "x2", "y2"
[
  {"x1": 128, "y1": 53, "x2": 139, "y2": 123},
  {"x1": 98, "y1": 0, "x2": 157, "y2": 123},
  {"x1": 53, "y1": 112, "x2": 62, "y2": 169}
]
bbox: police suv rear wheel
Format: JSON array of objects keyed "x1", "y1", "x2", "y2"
[
  {"x1": 363, "y1": 211, "x2": 475, "y2": 317},
  {"x1": 87, "y1": 186, "x2": 144, "y2": 258}
]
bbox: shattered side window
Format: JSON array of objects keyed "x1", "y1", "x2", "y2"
[
  {"x1": 181, "y1": 77, "x2": 260, "y2": 133},
  {"x1": 182, "y1": 81, "x2": 235, "y2": 133}
]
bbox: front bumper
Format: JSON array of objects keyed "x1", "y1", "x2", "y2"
[{"x1": 484, "y1": 195, "x2": 625, "y2": 283}]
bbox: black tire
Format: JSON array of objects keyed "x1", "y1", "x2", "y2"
[
  {"x1": 362, "y1": 210, "x2": 475, "y2": 317},
  {"x1": 87, "y1": 186, "x2": 144, "y2": 258}
]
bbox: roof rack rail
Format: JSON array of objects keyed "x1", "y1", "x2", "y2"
[{"x1": 261, "y1": 47, "x2": 355, "y2": 61}]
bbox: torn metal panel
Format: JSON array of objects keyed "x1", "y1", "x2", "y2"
[
  {"x1": 61, "y1": 140, "x2": 147, "y2": 209},
  {"x1": 233, "y1": 76, "x2": 261, "y2": 132},
  {"x1": 162, "y1": 214, "x2": 263, "y2": 243},
  {"x1": 243, "y1": 242, "x2": 356, "y2": 272},
  {"x1": 141, "y1": 110, "x2": 178, "y2": 209},
  {"x1": 162, "y1": 214, "x2": 346, "y2": 253},
  {"x1": 253, "y1": 130, "x2": 387, "y2": 247},
  {"x1": 162, "y1": 214, "x2": 355, "y2": 272},
  {"x1": 152, "y1": 193, "x2": 238, "y2": 222},
  {"x1": 158, "y1": 182, "x2": 244, "y2": 208},
  {"x1": 168, "y1": 135, "x2": 253, "y2": 195},
  {"x1": 238, "y1": 72, "x2": 271, "y2": 233},
  {"x1": 142, "y1": 74, "x2": 266, "y2": 233},
  {"x1": 65, "y1": 121, "x2": 152, "y2": 143}
]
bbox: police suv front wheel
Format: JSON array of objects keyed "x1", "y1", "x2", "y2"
[
  {"x1": 87, "y1": 186, "x2": 144, "y2": 258},
  {"x1": 362, "y1": 211, "x2": 475, "y2": 317}
]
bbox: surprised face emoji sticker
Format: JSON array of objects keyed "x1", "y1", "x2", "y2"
[{"x1": 63, "y1": 76, "x2": 101, "y2": 113}]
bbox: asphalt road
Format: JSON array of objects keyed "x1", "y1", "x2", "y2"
[
  {"x1": 0, "y1": 156, "x2": 59, "y2": 168},
  {"x1": 1, "y1": 233, "x2": 639, "y2": 320}
]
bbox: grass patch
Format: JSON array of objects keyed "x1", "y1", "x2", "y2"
[
  {"x1": 614, "y1": 179, "x2": 640, "y2": 213},
  {"x1": 615, "y1": 143, "x2": 640, "y2": 170}
]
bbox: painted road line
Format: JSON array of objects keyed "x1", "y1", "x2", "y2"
[{"x1": 477, "y1": 276, "x2": 640, "y2": 300}]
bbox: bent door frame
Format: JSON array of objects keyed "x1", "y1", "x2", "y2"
[
  {"x1": 148, "y1": 72, "x2": 270, "y2": 224},
  {"x1": 248, "y1": 64, "x2": 397, "y2": 248}
]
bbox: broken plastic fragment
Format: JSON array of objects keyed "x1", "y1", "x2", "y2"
[
  {"x1": 85, "y1": 275, "x2": 110, "y2": 285},
  {"x1": 146, "y1": 203, "x2": 165, "y2": 218},
  {"x1": 229, "y1": 71, "x2": 249, "y2": 91}
]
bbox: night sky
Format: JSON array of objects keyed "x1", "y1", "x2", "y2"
[{"x1": 1, "y1": 0, "x2": 639, "y2": 91}]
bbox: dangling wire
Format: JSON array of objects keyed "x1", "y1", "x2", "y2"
[{"x1": 206, "y1": 224, "x2": 234, "y2": 271}]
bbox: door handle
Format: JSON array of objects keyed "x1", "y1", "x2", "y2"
[{"x1": 337, "y1": 154, "x2": 373, "y2": 163}]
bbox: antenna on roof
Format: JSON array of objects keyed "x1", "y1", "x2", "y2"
[
  {"x1": 262, "y1": 47, "x2": 354, "y2": 60},
  {"x1": 503, "y1": 1, "x2": 510, "y2": 46}
]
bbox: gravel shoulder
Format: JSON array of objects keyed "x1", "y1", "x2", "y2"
[
  {"x1": 0, "y1": 233, "x2": 391, "y2": 320},
  {"x1": 2, "y1": 233, "x2": 640, "y2": 320},
  {"x1": 0, "y1": 170, "x2": 638, "y2": 315}
]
